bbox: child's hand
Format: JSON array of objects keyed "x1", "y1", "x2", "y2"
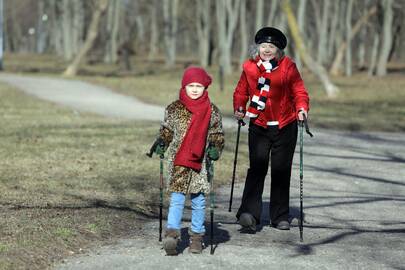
[
  {"x1": 154, "y1": 143, "x2": 167, "y2": 155},
  {"x1": 207, "y1": 145, "x2": 220, "y2": 161}
]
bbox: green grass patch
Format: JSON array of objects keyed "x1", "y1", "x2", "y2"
[
  {"x1": 87, "y1": 223, "x2": 100, "y2": 233},
  {"x1": 0, "y1": 244, "x2": 8, "y2": 253},
  {"x1": 54, "y1": 228, "x2": 74, "y2": 240}
]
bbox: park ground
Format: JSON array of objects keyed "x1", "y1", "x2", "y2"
[{"x1": 0, "y1": 54, "x2": 404, "y2": 269}]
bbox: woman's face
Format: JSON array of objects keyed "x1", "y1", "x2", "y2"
[
  {"x1": 259, "y1": 42, "x2": 278, "y2": 61},
  {"x1": 185, "y1": 82, "x2": 205, "y2": 99}
]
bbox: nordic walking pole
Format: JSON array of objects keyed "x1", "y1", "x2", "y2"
[
  {"x1": 205, "y1": 144, "x2": 216, "y2": 255},
  {"x1": 299, "y1": 114, "x2": 313, "y2": 242},
  {"x1": 158, "y1": 144, "x2": 164, "y2": 242},
  {"x1": 299, "y1": 119, "x2": 304, "y2": 242},
  {"x1": 146, "y1": 139, "x2": 165, "y2": 242},
  {"x1": 229, "y1": 107, "x2": 245, "y2": 212}
]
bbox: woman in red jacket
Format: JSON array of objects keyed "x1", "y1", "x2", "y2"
[{"x1": 233, "y1": 27, "x2": 309, "y2": 232}]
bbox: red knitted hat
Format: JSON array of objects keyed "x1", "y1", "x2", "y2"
[{"x1": 181, "y1": 66, "x2": 212, "y2": 89}]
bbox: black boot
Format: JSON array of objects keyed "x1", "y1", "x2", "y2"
[{"x1": 239, "y1": 212, "x2": 256, "y2": 233}]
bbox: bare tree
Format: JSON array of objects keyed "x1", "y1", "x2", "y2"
[
  {"x1": 104, "y1": 0, "x2": 120, "y2": 63},
  {"x1": 317, "y1": 0, "x2": 330, "y2": 65},
  {"x1": 281, "y1": 0, "x2": 339, "y2": 98},
  {"x1": 329, "y1": 4, "x2": 377, "y2": 76},
  {"x1": 310, "y1": 0, "x2": 322, "y2": 41},
  {"x1": 255, "y1": 0, "x2": 263, "y2": 31},
  {"x1": 72, "y1": 0, "x2": 84, "y2": 55},
  {"x1": 216, "y1": 0, "x2": 241, "y2": 75},
  {"x1": 36, "y1": 0, "x2": 48, "y2": 53},
  {"x1": 4, "y1": 1, "x2": 19, "y2": 52},
  {"x1": 63, "y1": 0, "x2": 109, "y2": 76},
  {"x1": 327, "y1": 0, "x2": 340, "y2": 62},
  {"x1": 376, "y1": 0, "x2": 394, "y2": 76},
  {"x1": 357, "y1": 0, "x2": 370, "y2": 70},
  {"x1": 196, "y1": 0, "x2": 211, "y2": 67},
  {"x1": 62, "y1": 0, "x2": 73, "y2": 60},
  {"x1": 294, "y1": 0, "x2": 307, "y2": 70},
  {"x1": 148, "y1": 0, "x2": 158, "y2": 62},
  {"x1": 266, "y1": 0, "x2": 278, "y2": 26},
  {"x1": 163, "y1": 0, "x2": 178, "y2": 67},
  {"x1": 239, "y1": 0, "x2": 247, "y2": 68},
  {"x1": 48, "y1": 0, "x2": 63, "y2": 56},
  {"x1": 345, "y1": 0, "x2": 354, "y2": 76},
  {"x1": 368, "y1": 32, "x2": 380, "y2": 76}
]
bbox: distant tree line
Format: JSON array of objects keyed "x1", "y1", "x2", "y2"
[{"x1": 3, "y1": 0, "x2": 405, "y2": 95}]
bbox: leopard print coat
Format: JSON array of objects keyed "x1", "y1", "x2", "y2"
[{"x1": 159, "y1": 100, "x2": 225, "y2": 194}]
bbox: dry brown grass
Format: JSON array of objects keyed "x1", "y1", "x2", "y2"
[
  {"x1": 0, "y1": 81, "x2": 249, "y2": 269},
  {"x1": 79, "y1": 62, "x2": 405, "y2": 132},
  {"x1": 5, "y1": 52, "x2": 405, "y2": 132}
]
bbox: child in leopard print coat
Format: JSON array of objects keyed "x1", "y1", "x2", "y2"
[{"x1": 154, "y1": 66, "x2": 224, "y2": 255}]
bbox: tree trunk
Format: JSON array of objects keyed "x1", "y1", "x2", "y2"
[
  {"x1": 281, "y1": 0, "x2": 339, "y2": 98},
  {"x1": 216, "y1": 0, "x2": 241, "y2": 75},
  {"x1": 36, "y1": 0, "x2": 48, "y2": 53},
  {"x1": 294, "y1": 0, "x2": 307, "y2": 70},
  {"x1": 368, "y1": 33, "x2": 380, "y2": 76},
  {"x1": 104, "y1": 0, "x2": 120, "y2": 63},
  {"x1": 376, "y1": 0, "x2": 393, "y2": 76},
  {"x1": 239, "y1": 0, "x2": 247, "y2": 69},
  {"x1": 196, "y1": 0, "x2": 211, "y2": 67},
  {"x1": 357, "y1": 0, "x2": 370, "y2": 70},
  {"x1": 317, "y1": 0, "x2": 330, "y2": 65},
  {"x1": 255, "y1": 0, "x2": 263, "y2": 31},
  {"x1": 72, "y1": 0, "x2": 84, "y2": 55},
  {"x1": 49, "y1": 0, "x2": 63, "y2": 56},
  {"x1": 327, "y1": 0, "x2": 340, "y2": 63},
  {"x1": 163, "y1": 0, "x2": 178, "y2": 68},
  {"x1": 329, "y1": 4, "x2": 377, "y2": 75},
  {"x1": 310, "y1": 0, "x2": 322, "y2": 39},
  {"x1": 62, "y1": 0, "x2": 73, "y2": 60},
  {"x1": 0, "y1": 0, "x2": 3, "y2": 68},
  {"x1": 148, "y1": 0, "x2": 158, "y2": 61},
  {"x1": 267, "y1": 0, "x2": 278, "y2": 26},
  {"x1": 345, "y1": 0, "x2": 354, "y2": 76},
  {"x1": 4, "y1": 2, "x2": 14, "y2": 52},
  {"x1": 63, "y1": 0, "x2": 109, "y2": 76}
]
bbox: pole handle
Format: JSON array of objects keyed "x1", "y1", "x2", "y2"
[
  {"x1": 237, "y1": 106, "x2": 246, "y2": 126},
  {"x1": 302, "y1": 114, "x2": 313, "y2": 137}
]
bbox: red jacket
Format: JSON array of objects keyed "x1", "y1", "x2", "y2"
[{"x1": 233, "y1": 56, "x2": 310, "y2": 129}]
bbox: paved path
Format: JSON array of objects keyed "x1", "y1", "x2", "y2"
[
  {"x1": 0, "y1": 73, "x2": 234, "y2": 128},
  {"x1": 0, "y1": 73, "x2": 164, "y2": 121},
  {"x1": 1, "y1": 74, "x2": 404, "y2": 270}
]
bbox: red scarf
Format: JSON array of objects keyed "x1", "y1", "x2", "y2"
[{"x1": 174, "y1": 88, "x2": 211, "y2": 171}]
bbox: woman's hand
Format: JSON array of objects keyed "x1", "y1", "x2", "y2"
[
  {"x1": 297, "y1": 109, "x2": 308, "y2": 121},
  {"x1": 234, "y1": 110, "x2": 245, "y2": 120}
]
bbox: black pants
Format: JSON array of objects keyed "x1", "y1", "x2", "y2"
[{"x1": 236, "y1": 121, "x2": 298, "y2": 225}]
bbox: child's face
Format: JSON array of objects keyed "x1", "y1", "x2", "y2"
[
  {"x1": 185, "y1": 82, "x2": 205, "y2": 99},
  {"x1": 259, "y1": 42, "x2": 278, "y2": 61}
]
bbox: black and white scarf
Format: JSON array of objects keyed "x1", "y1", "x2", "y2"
[{"x1": 246, "y1": 57, "x2": 279, "y2": 118}]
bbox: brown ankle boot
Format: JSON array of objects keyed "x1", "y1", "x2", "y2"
[
  {"x1": 189, "y1": 231, "x2": 204, "y2": 254},
  {"x1": 163, "y1": 229, "x2": 180, "y2": 256}
]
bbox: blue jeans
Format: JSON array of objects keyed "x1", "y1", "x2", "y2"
[{"x1": 167, "y1": 192, "x2": 205, "y2": 234}]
